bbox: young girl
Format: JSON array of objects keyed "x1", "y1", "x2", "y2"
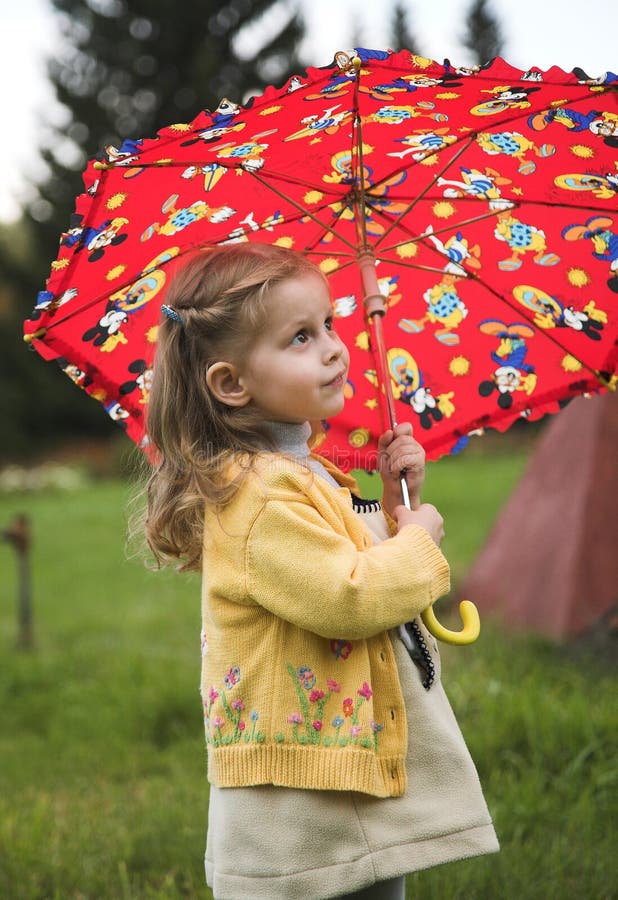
[{"x1": 144, "y1": 243, "x2": 498, "y2": 900}]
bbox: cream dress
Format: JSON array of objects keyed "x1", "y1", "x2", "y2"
[{"x1": 204, "y1": 425, "x2": 498, "y2": 900}]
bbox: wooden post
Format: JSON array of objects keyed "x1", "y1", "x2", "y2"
[{"x1": 2, "y1": 515, "x2": 34, "y2": 650}]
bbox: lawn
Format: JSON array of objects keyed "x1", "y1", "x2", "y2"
[{"x1": 0, "y1": 443, "x2": 615, "y2": 899}]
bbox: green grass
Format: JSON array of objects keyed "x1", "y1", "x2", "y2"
[{"x1": 0, "y1": 448, "x2": 615, "y2": 899}]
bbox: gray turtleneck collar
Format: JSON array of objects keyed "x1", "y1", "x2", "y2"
[{"x1": 262, "y1": 421, "x2": 340, "y2": 489}]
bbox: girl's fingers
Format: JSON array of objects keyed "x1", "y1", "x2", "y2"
[
  {"x1": 377, "y1": 429, "x2": 394, "y2": 451},
  {"x1": 393, "y1": 421, "x2": 413, "y2": 437}
]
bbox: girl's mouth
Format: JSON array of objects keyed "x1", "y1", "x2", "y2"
[{"x1": 325, "y1": 369, "x2": 347, "y2": 388}]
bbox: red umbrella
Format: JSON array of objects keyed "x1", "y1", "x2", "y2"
[
  {"x1": 24, "y1": 49, "x2": 617, "y2": 464},
  {"x1": 24, "y1": 48, "x2": 618, "y2": 641}
]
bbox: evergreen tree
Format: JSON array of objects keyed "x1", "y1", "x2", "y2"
[
  {"x1": 30, "y1": 0, "x2": 305, "y2": 273},
  {"x1": 461, "y1": 0, "x2": 504, "y2": 66},
  {"x1": 389, "y1": 2, "x2": 421, "y2": 54},
  {"x1": 3, "y1": 0, "x2": 305, "y2": 459}
]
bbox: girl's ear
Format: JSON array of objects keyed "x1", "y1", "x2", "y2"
[{"x1": 206, "y1": 362, "x2": 251, "y2": 408}]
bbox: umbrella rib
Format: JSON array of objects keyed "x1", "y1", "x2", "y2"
[
  {"x1": 350, "y1": 55, "x2": 369, "y2": 251},
  {"x1": 241, "y1": 167, "x2": 346, "y2": 198},
  {"x1": 372, "y1": 136, "x2": 475, "y2": 250},
  {"x1": 377, "y1": 205, "x2": 509, "y2": 256},
  {"x1": 247, "y1": 170, "x2": 358, "y2": 251}
]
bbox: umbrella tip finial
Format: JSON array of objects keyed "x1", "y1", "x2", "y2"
[
  {"x1": 23, "y1": 328, "x2": 47, "y2": 344},
  {"x1": 352, "y1": 55, "x2": 362, "y2": 73}
]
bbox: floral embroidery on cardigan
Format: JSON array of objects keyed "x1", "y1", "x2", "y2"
[
  {"x1": 329, "y1": 639, "x2": 353, "y2": 660},
  {"x1": 202, "y1": 667, "x2": 263, "y2": 746},
  {"x1": 277, "y1": 664, "x2": 382, "y2": 750},
  {"x1": 203, "y1": 663, "x2": 383, "y2": 751}
]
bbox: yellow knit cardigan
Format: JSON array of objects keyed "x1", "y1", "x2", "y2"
[{"x1": 200, "y1": 453, "x2": 450, "y2": 798}]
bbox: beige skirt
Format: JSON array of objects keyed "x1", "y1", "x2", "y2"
[{"x1": 205, "y1": 620, "x2": 499, "y2": 900}]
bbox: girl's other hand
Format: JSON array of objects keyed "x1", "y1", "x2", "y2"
[
  {"x1": 393, "y1": 503, "x2": 445, "y2": 547},
  {"x1": 378, "y1": 422, "x2": 426, "y2": 516}
]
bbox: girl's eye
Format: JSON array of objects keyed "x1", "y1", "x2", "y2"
[
  {"x1": 325, "y1": 317, "x2": 334, "y2": 331},
  {"x1": 291, "y1": 330, "x2": 309, "y2": 346}
]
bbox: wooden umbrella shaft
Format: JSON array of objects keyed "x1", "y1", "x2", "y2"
[{"x1": 358, "y1": 250, "x2": 412, "y2": 509}]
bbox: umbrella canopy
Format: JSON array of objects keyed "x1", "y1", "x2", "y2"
[{"x1": 24, "y1": 48, "x2": 618, "y2": 469}]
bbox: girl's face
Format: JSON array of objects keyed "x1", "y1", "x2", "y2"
[{"x1": 238, "y1": 271, "x2": 349, "y2": 424}]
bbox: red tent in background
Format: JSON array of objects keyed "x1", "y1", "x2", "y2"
[{"x1": 459, "y1": 392, "x2": 618, "y2": 640}]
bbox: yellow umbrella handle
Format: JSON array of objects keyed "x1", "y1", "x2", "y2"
[
  {"x1": 398, "y1": 477, "x2": 480, "y2": 645},
  {"x1": 421, "y1": 599, "x2": 481, "y2": 645}
]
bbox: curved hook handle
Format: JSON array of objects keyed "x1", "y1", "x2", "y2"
[{"x1": 421, "y1": 599, "x2": 481, "y2": 646}]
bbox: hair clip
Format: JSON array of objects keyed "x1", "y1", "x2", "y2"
[{"x1": 161, "y1": 303, "x2": 184, "y2": 324}]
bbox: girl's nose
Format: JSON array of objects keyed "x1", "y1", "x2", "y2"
[{"x1": 324, "y1": 333, "x2": 344, "y2": 363}]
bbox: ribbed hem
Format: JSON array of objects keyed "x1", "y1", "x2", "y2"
[{"x1": 208, "y1": 744, "x2": 407, "y2": 798}]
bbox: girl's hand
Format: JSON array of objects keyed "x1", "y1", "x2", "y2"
[
  {"x1": 378, "y1": 422, "x2": 426, "y2": 516},
  {"x1": 393, "y1": 503, "x2": 445, "y2": 547}
]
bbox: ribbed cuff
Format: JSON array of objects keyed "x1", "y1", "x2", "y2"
[{"x1": 398, "y1": 524, "x2": 451, "y2": 603}]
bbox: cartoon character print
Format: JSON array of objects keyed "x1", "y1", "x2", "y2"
[
  {"x1": 82, "y1": 250, "x2": 179, "y2": 351},
  {"x1": 529, "y1": 107, "x2": 618, "y2": 148},
  {"x1": 478, "y1": 365, "x2": 534, "y2": 408},
  {"x1": 423, "y1": 226, "x2": 482, "y2": 277},
  {"x1": 572, "y1": 68, "x2": 618, "y2": 87},
  {"x1": 283, "y1": 104, "x2": 353, "y2": 142},
  {"x1": 333, "y1": 52, "x2": 470, "y2": 103},
  {"x1": 477, "y1": 320, "x2": 537, "y2": 408},
  {"x1": 437, "y1": 166, "x2": 512, "y2": 201},
  {"x1": 105, "y1": 400, "x2": 130, "y2": 426},
  {"x1": 57, "y1": 358, "x2": 93, "y2": 392},
  {"x1": 562, "y1": 216, "x2": 618, "y2": 292},
  {"x1": 140, "y1": 194, "x2": 235, "y2": 240},
  {"x1": 366, "y1": 348, "x2": 455, "y2": 430},
  {"x1": 397, "y1": 229, "x2": 481, "y2": 345},
  {"x1": 484, "y1": 321, "x2": 536, "y2": 372},
  {"x1": 224, "y1": 210, "x2": 284, "y2": 243},
  {"x1": 180, "y1": 99, "x2": 245, "y2": 146},
  {"x1": 61, "y1": 215, "x2": 129, "y2": 262},
  {"x1": 554, "y1": 170, "x2": 618, "y2": 201},
  {"x1": 31, "y1": 287, "x2": 78, "y2": 320},
  {"x1": 420, "y1": 276, "x2": 468, "y2": 343},
  {"x1": 493, "y1": 210, "x2": 560, "y2": 271},
  {"x1": 469, "y1": 84, "x2": 540, "y2": 117},
  {"x1": 102, "y1": 138, "x2": 144, "y2": 166},
  {"x1": 390, "y1": 349, "x2": 454, "y2": 429},
  {"x1": 476, "y1": 130, "x2": 555, "y2": 174},
  {"x1": 387, "y1": 128, "x2": 457, "y2": 162},
  {"x1": 366, "y1": 101, "x2": 447, "y2": 126},
  {"x1": 213, "y1": 139, "x2": 268, "y2": 171},
  {"x1": 181, "y1": 163, "x2": 228, "y2": 193},
  {"x1": 119, "y1": 359, "x2": 153, "y2": 405},
  {"x1": 512, "y1": 285, "x2": 607, "y2": 340},
  {"x1": 82, "y1": 300, "x2": 129, "y2": 349}
]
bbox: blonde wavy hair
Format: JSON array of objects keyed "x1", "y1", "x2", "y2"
[{"x1": 141, "y1": 242, "x2": 323, "y2": 571}]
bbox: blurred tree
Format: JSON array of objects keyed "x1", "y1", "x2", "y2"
[
  {"x1": 389, "y1": 2, "x2": 421, "y2": 54},
  {"x1": 461, "y1": 0, "x2": 504, "y2": 66},
  {"x1": 3, "y1": 0, "x2": 305, "y2": 460}
]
